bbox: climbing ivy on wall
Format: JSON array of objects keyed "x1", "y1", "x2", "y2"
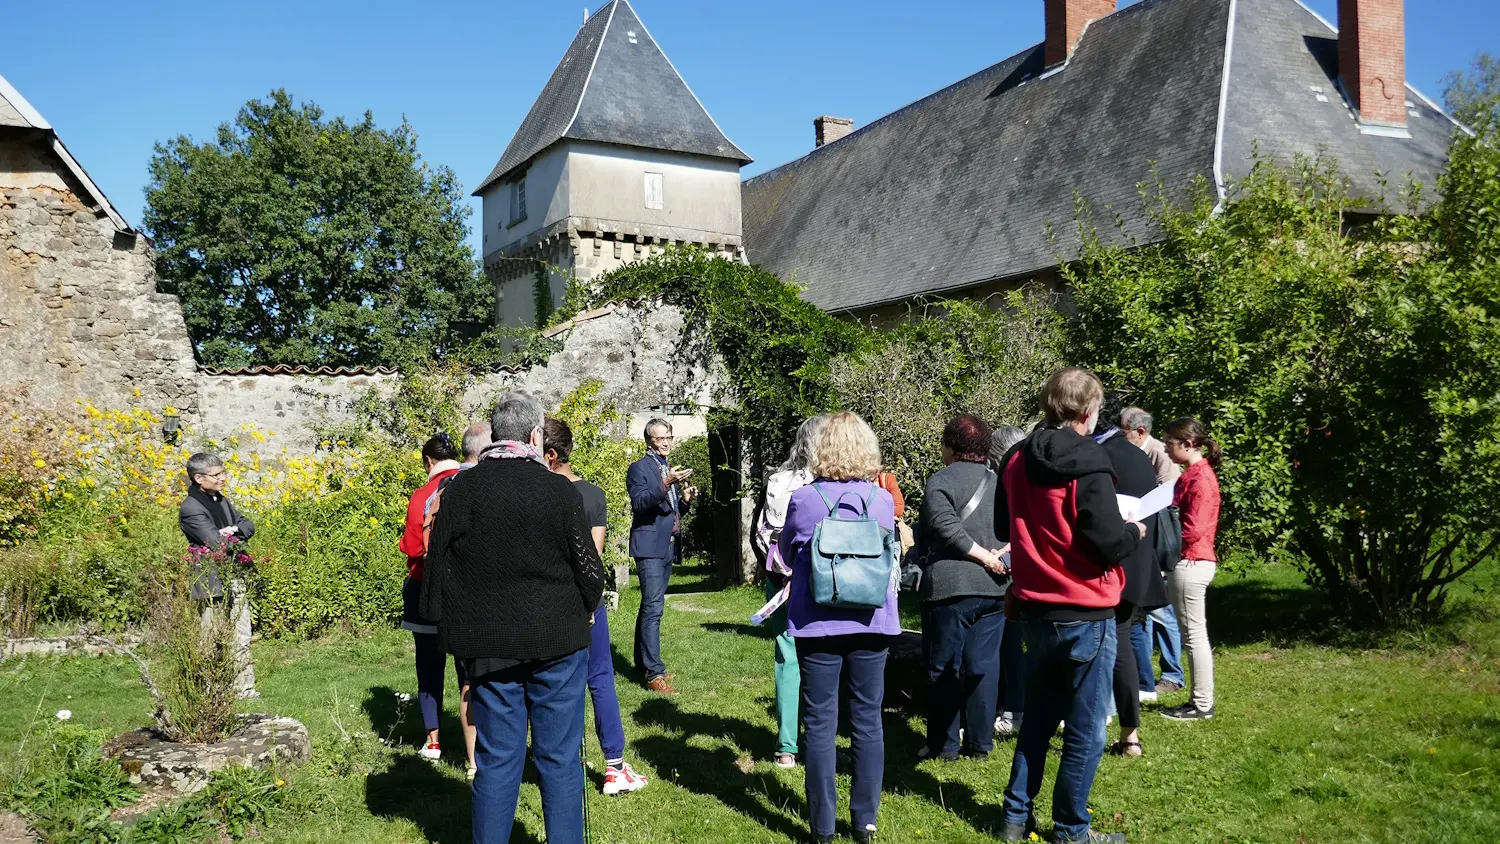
[
  {"x1": 532, "y1": 261, "x2": 556, "y2": 329},
  {"x1": 560, "y1": 249, "x2": 867, "y2": 476}
]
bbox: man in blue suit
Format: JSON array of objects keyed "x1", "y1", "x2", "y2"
[{"x1": 627, "y1": 418, "x2": 695, "y2": 695}]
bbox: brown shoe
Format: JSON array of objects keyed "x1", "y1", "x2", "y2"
[{"x1": 646, "y1": 676, "x2": 679, "y2": 695}]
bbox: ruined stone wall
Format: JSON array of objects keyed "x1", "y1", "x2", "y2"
[
  {"x1": 0, "y1": 137, "x2": 198, "y2": 418},
  {"x1": 196, "y1": 372, "x2": 400, "y2": 453}
]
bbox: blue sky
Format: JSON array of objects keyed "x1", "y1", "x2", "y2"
[{"x1": 5, "y1": 0, "x2": 1494, "y2": 254}]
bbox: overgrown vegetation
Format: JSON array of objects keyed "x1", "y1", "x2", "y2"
[
  {"x1": 830, "y1": 295, "x2": 1063, "y2": 511},
  {"x1": 560, "y1": 249, "x2": 868, "y2": 475},
  {"x1": 1066, "y1": 119, "x2": 1500, "y2": 624}
]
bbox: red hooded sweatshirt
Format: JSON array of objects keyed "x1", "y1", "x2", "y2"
[
  {"x1": 995, "y1": 426, "x2": 1140, "y2": 620},
  {"x1": 399, "y1": 462, "x2": 461, "y2": 580}
]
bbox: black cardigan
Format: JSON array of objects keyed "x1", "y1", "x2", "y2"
[
  {"x1": 419, "y1": 458, "x2": 606, "y2": 661},
  {"x1": 1101, "y1": 434, "x2": 1170, "y2": 611}
]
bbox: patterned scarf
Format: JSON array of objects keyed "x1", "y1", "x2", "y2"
[{"x1": 479, "y1": 439, "x2": 548, "y2": 466}]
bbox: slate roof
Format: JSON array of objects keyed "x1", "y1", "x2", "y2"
[
  {"x1": 475, "y1": 0, "x2": 750, "y2": 196},
  {"x1": 742, "y1": 0, "x2": 1461, "y2": 314},
  {"x1": 0, "y1": 72, "x2": 134, "y2": 233}
]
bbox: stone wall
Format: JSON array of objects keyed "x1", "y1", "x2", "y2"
[
  {"x1": 0, "y1": 136, "x2": 198, "y2": 417},
  {"x1": 196, "y1": 371, "x2": 400, "y2": 452}
]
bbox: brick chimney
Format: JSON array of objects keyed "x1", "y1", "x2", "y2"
[
  {"x1": 1044, "y1": 0, "x2": 1117, "y2": 67},
  {"x1": 1338, "y1": 0, "x2": 1406, "y2": 126},
  {"x1": 814, "y1": 115, "x2": 854, "y2": 148}
]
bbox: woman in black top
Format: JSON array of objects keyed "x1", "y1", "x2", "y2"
[
  {"x1": 1093, "y1": 394, "x2": 1171, "y2": 757},
  {"x1": 543, "y1": 419, "x2": 649, "y2": 797},
  {"x1": 917, "y1": 415, "x2": 1011, "y2": 760}
]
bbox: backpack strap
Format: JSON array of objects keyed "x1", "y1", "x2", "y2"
[{"x1": 813, "y1": 482, "x2": 877, "y2": 519}]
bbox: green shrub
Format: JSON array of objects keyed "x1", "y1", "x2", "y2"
[
  {"x1": 830, "y1": 295, "x2": 1063, "y2": 512},
  {"x1": 553, "y1": 382, "x2": 644, "y2": 574},
  {"x1": 1064, "y1": 124, "x2": 1500, "y2": 623},
  {"x1": 671, "y1": 434, "x2": 714, "y2": 558}
]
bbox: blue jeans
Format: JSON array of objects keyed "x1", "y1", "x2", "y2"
[
  {"x1": 633, "y1": 554, "x2": 674, "y2": 680},
  {"x1": 470, "y1": 649, "x2": 588, "y2": 844},
  {"x1": 1131, "y1": 603, "x2": 1185, "y2": 690},
  {"x1": 798, "y1": 634, "x2": 889, "y2": 837},
  {"x1": 588, "y1": 605, "x2": 626, "y2": 761},
  {"x1": 1002, "y1": 617, "x2": 1117, "y2": 842},
  {"x1": 924, "y1": 596, "x2": 1006, "y2": 755}
]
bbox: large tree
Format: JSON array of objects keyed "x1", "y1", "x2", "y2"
[
  {"x1": 1442, "y1": 51, "x2": 1499, "y2": 127},
  {"x1": 145, "y1": 90, "x2": 490, "y2": 368}
]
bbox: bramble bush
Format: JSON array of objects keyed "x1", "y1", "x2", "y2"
[{"x1": 1065, "y1": 119, "x2": 1500, "y2": 624}]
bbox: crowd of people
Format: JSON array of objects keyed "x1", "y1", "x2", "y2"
[{"x1": 176, "y1": 366, "x2": 1223, "y2": 844}]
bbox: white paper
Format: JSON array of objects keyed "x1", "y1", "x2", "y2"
[
  {"x1": 1135, "y1": 478, "x2": 1177, "y2": 520},
  {"x1": 1116, "y1": 494, "x2": 1142, "y2": 522},
  {"x1": 750, "y1": 583, "x2": 790, "y2": 626}
]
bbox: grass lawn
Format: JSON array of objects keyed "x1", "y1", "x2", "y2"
[{"x1": 2, "y1": 560, "x2": 1498, "y2": 843}]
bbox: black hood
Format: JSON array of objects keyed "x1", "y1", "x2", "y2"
[{"x1": 1022, "y1": 427, "x2": 1117, "y2": 487}]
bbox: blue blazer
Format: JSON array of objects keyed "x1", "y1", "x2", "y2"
[{"x1": 627, "y1": 454, "x2": 691, "y2": 560}]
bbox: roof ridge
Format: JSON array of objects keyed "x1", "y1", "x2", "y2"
[{"x1": 560, "y1": 0, "x2": 620, "y2": 141}]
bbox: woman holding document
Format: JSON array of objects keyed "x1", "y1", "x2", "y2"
[
  {"x1": 1094, "y1": 398, "x2": 1170, "y2": 756},
  {"x1": 1159, "y1": 417, "x2": 1223, "y2": 722}
]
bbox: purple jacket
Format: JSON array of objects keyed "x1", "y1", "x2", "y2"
[{"x1": 778, "y1": 479, "x2": 901, "y2": 638}]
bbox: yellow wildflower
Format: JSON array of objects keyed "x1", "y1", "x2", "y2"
[{"x1": 32, "y1": 459, "x2": 45, "y2": 468}]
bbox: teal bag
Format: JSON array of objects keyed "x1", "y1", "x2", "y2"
[{"x1": 809, "y1": 483, "x2": 899, "y2": 609}]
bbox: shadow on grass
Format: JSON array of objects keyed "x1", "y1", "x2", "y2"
[
  {"x1": 1209, "y1": 575, "x2": 1340, "y2": 648},
  {"x1": 881, "y1": 712, "x2": 1014, "y2": 836},
  {"x1": 703, "y1": 621, "x2": 777, "y2": 641},
  {"x1": 363, "y1": 684, "x2": 465, "y2": 764},
  {"x1": 364, "y1": 755, "x2": 496, "y2": 844},
  {"x1": 630, "y1": 697, "x2": 807, "y2": 840}
]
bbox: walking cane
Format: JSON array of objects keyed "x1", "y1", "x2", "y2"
[{"x1": 581, "y1": 736, "x2": 592, "y2": 843}]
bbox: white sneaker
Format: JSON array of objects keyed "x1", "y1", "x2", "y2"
[
  {"x1": 602, "y1": 763, "x2": 649, "y2": 795},
  {"x1": 419, "y1": 741, "x2": 441, "y2": 762},
  {"x1": 994, "y1": 712, "x2": 1020, "y2": 736},
  {"x1": 1139, "y1": 690, "x2": 1159, "y2": 703}
]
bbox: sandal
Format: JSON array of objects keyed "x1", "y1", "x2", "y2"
[{"x1": 1109, "y1": 740, "x2": 1143, "y2": 758}]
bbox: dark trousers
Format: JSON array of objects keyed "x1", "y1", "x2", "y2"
[
  {"x1": 470, "y1": 649, "x2": 588, "y2": 844},
  {"x1": 924, "y1": 595, "x2": 1006, "y2": 755},
  {"x1": 1002, "y1": 617, "x2": 1116, "y2": 842},
  {"x1": 406, "y1": 578, "x2": 466, "y2": 734},
  {"x1": 798, "y1": 634, "x2": 889, "y2": 837},
  {"x1": 633, "y1": 553, "x2": 674, "y2": 680},
  {"x1": 587, "y1": 605, "x2": 626, "y2": 761},
  {"x1": 1111, "y1": 605, "x2": 1141, "y2": 731},
  {"x1": 999, "y1": 610, "x2": 1026, "y2": 714}
]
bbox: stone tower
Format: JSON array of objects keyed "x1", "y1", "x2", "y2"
[{"x1": 474, "y1": 0, "x2": 751, "y2": 335}]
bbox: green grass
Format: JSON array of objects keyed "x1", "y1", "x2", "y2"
[{"x1": 3, "y1": 560, "x2": 1498, "y2": 843}]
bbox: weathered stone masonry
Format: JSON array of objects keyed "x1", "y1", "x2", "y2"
[{"x1": 1, "y1": 140, "x2": 198, "y2": 418}]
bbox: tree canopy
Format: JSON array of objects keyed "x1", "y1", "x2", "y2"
[
  {"x1": 1065, "y1": 116, "x2": 1500, "y2": 624},
  {"x1": 1442, "y1": 51, "x2": 1499, "y2": 127},
  {"x1": 145, "y1": 90, "x2": 491, "y2": 369}
]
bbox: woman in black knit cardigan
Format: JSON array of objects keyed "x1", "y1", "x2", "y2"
[{"x1": 421, "y1": 392, "x2": 606, "y2": 844}]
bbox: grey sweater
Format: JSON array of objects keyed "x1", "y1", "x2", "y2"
[{"x1": 916, "y1": 460, "x2": 1008, "y2": 603}]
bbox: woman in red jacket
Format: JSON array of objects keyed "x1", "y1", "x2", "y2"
[
  {"x1": 1159, "y1": 418, "x2": 1223, "y2": 722},
  {"x1": 398, "y1": 433, "x2": 475, "y2": 774}
]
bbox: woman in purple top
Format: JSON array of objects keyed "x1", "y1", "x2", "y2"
[{"x1": 777, "y1": 411, "x2": 898, "y2": 844}]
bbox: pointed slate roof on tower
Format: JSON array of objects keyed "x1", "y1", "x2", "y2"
[{"x1": 474, "y1": 0, "x2": 750, "y2": 195}]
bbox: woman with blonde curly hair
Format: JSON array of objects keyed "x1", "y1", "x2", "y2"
[{"x1": 777, "y1": 411, "x2": 898, "y2": 844}]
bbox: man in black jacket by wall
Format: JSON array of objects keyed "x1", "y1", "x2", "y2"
[{"x1": 421, "y1": 393, "x2": 606, "y2": 844}]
